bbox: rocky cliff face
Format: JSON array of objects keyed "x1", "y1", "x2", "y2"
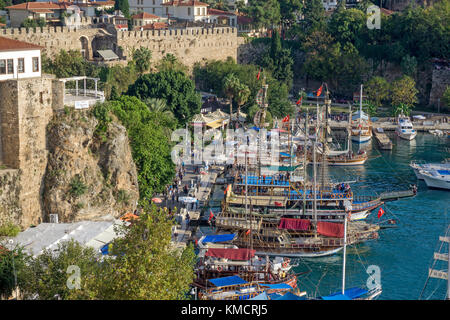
[{"x1": 43, "y1": 109, "x2": 139, "y2": 222}]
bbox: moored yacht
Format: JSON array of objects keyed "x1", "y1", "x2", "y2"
[
  {"x1": 396, "y1": 115, "x2": 417, "y2": 140},
  {"x1": 420, "y1": 169, "x2": 450, "y2": 190}
]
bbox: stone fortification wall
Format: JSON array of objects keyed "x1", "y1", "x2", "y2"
[
  {"x1": 1, "y1": 25, "x2": 241, "y2": 68},
  {"x1": 0, "y1": 76, "x2": 58, "y2": 227},
  {"x1": 117, "y1": 27, "x2": 240, "y2": 67},
  {"x1": 429, "y1": 68, "x2": 450, "y2": 110}
]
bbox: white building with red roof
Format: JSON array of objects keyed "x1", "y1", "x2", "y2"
[
  {"x1": 131, "y1": 11, "x2": 165, "y2": 28},
  {"x1": 0, "y1": 36, "x2": 42, "y2": 81},
  {"x1": 161, "y1": 0, "x2": 208, "y2": 21}
]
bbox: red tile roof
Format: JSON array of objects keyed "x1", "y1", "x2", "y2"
[
  {"x1": 6, "y1": 2, "x2": 65, "y2": 10},
  {"x1": 131, "y1": 12, "x2": 160, "y2": 20},
  {"x1": 0, "y1": 36, "x2": 43, "y2": 51},
  {"x1": 237, "y1": 15, "x2": 252, "y2": 25},
  {"x1": 207, "y1": 8, "x2": 236, "y2": 16},
  {"x1": 141, "y1": 22, "x2": 168, "y2": 30},
  {"x1": 162, "y1": 0, "x2": 208, "y2": 7}
]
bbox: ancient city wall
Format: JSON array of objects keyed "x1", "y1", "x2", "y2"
[
  {"x1": 429, "y1": 68, "x2": 450, "y2": 109},
  {"x1": 1, "y1": 26, "x2": 241, "y2": 68},
  {"x1": 116, "y1": 27, "x2": 240, "y2": 66},
  {"x1": 0, "y1": 76, "x2": 61, "y2": 227}
]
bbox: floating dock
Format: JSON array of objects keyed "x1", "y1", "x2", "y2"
[
  {"x1": 372, "y1": 127, "x2": 393, "y2": 150},
  {"x1": 379, "y1": 189, "x2": 416, "y2": 202}
]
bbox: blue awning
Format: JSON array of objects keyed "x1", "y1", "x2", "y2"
[
  {"x1": 280, "y1": 152, "x2": 294, "y2": 158},
  {"x1": 320, "y1": 287, "x2": 368, "y2": 300},
  {"x1": 260, "y1": 283, "x2": 293, "y2": 290},
  {"x1": 100, "y1": 243, "x2": 109, "y2": 255},
  {"x1": 202, "y1": 233, "x2": 236, "y2": 243},
  {"x1": 209, "y1": 275, "x2": 248, "y2": 287},
  {"x1": 274, "y1": 292, "x2": 307, "y2": 300}
]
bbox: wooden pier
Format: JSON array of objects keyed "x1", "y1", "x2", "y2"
[
  {"x1": 372, "y1": 128, "x2": 393, "y2": 150},
  {"x1": 379, "y1": 189, "x2": 416, "y2": 202}
]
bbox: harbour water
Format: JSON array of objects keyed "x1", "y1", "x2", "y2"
[{"x1": 295, "y1": 133, "x2": 449, "y2": 300}]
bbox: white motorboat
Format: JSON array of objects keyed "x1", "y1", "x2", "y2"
[
  {"x1": 420, "y1": 169, "x2": 450, "y2": 190},
  {"x1": 396, "y1": 115, "x2": 417, "y2": 140},
  {"x1": 410, "y1": 160, "x2": 450, "y2": 180}
]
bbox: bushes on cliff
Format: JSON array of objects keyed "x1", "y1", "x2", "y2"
[{"x1": 93, "y1": 96, "x2": 175, "y2": 200}]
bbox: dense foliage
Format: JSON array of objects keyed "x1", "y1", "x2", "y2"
[
  {"x1": 127, "y1": 70, "x2": 202, "y2": 126},
  {"x1": 1, "y1": 205, "x2": 196, "y2": 300},
  {"x1": 94, "y1": 96, "x2": 176, "y2": 200},
  {"x1": 194, "y1": 57, "x2": 293, "y2": 119}
]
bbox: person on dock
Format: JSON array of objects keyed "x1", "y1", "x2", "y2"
[{"x1": 185, "y1": 212, "x2": 190, "y2": 227}]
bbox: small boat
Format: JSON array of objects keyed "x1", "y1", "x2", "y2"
[
  {"x1": 410, "y1": 160, "x2": 450, "y2": 180},
  {"x1": 420, "y1": 169, "x2": 450, "y2": 190},
  {"x1": 396, "y1": 115, "x2": 417, "y2": 140},
  {"x1": 198, "y1": 275, "x2": 304, "y2": 300},
  {"x1": 351, "y1": 85, "x2": 372, "y2": 143}
]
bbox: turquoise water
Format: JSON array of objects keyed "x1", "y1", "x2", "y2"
[{"x1": 295, "y1": 133, "x2": 450, "y2": 300}]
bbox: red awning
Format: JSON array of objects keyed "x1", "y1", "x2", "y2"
[
  {"x1": 278, "y1": 218, "x2": 311, "y2": 231},
  {"x1": 317, "y1": 221, "x2": 344, "y2": 238},
  {"x1": 205, "y1": 248, "x2": 256, "y2": 261}
]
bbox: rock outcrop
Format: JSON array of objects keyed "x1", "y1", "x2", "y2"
[{"x1": 43, "y1": 109, "x2": 139, "y2": 222}]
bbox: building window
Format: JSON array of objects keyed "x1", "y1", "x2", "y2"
[
  {"x1": 152, "y1": 8, "x2": 155, "y2": 13},
  {"x1": 188, "y1": 7, "x2": 191, "y2": 16},
  {"x1": 0, "y1": 59, "x2": 6, "y2": 74},
  {"x1": 18, "y1": 58, "x2": 25, "y2": 73},
  {"x1": 32, "y1": 57, "x2": 39, "y2": 72},
  {"x1": 7, "y1": 59, "x2": 13, "y2": 74},
  {"x1": 152, "y1": 0, "x2": 155, "y2": 4}
]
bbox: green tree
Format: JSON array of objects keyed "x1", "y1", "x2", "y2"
[
  {"x1": 223, "y1": 73, "x2": 241, "y2": 118},
  {"x1": 131, "y1": 47, "x2": 152, "y2": 75},
  {"x1": 442, "y1": 86, "x2": 450, "y2": 111},
  {"x1": 20, "y1": 240, "x2": 98, "y2": 300},
  {"x1": 400, "y1": 54, "x2": 418, "y2": 78},
  {"x1": 391, "y1": 75, "x2": 418, "y2": 114},
  {"x1": 0, "y1": 245, "x2": 30, "y2": 300},
  {"x1": 301, "y1": 0, "x2": 326, "y2": 37},
  {"x1": 127, "y1": 70, "x2": 201, "y2": 126},
  {"x1": 96, "y1": 96, "x2": 176, "y2": 199},
  {"x1": 71, "y1": 204, "x2": 196, "y2": 299},
  {"x1": 259, "y1": 31, "x2": 294, "y2": 88},
  {"x1": 156, "y1": 53, "x2": 188, "y2": 74},
  {"x1": 246, "y1": 0, "x2": 281, "y2": 30},
  {"x1": 21, "y1": 18, "x2": 46, "y2": 28},
  {"x1": 114, "y1": 0, "x2": 130, "y2": 18},
  {"x1": 364, "y1": 76, "x2": 390, "y2": 109}
]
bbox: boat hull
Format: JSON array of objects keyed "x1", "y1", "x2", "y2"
[
  {"x1": 422, "y1": 174, "x2": 450, "y2": 190},
  {"x1": 255, "y1": 247, "x2": 343, "y2": 258},
  {"x1": 351, "y1": 134, "x2": 372, "y2": 143},
  {"x1": 396, "y1": 129, "x2": 417, "y2": 140}
]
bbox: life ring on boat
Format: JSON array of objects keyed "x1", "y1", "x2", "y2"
[
  {"x1": 338, "y1": 194, "x2": 343, "y2": 199},
  {"x1": 217, "y1": 266, "x2": 223, "y2": 272},
  {"x1": 282, "y1": 262, "x2": 288, "y2": 268},
  {"x1": 331, "y1": 194, "x2": 336, "y2": 199},
  {"x1": 346, "y1": 193, "x2": 351, "y2": 198}
]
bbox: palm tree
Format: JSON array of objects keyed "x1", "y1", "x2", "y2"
[
  {"x1": 223, "y1": 73, "x2": 241, "y2": 124},
  {"x1": 235, "y1": 83, "x2": 251, "y2": 123}
]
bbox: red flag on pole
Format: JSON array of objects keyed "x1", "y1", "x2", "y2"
[
  {"x1": 282, "y1": 115, "x2": 290, "y2": 123},
  {"x1": 296, "y1": 96, "x2": 303, "y2": 105},
  {"x1": 316, "y1": 85, "x2": 323, "y2": 97},
  {"x1": 245, "y1": 229, "x2": 251, "y2": 235},
  {"x1": 274, "y1": 201, "x2": 283, "y2": 207},
  {"x1": 377, "y1": 207, "x2": 385, "y2": 219},
  {"x1": 208, "y1": 210, "x2": 214, "y2": 221},
  {"x1": 256, "y1": 69, "x2": 261, "y2": 80}
]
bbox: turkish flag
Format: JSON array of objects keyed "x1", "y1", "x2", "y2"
[
  {"x1": 296, "y1": 96, "x2": 303, "y2": 105},
  {"x1": 274, "y1": 201, "x2": 283, "y2": 207},
  {"x1": 377, "y1": 207, "x2": 385, "y2": 219},
  {"x1": 245, "y1": 229, "x2": 251, "y2": 235},
  {"x1": 282, "y1": 115, "x2": 290, "y2": 122},
  {"x1": 257, "y1": 69, "x2": 261, "y2": 80},
  {"x1": 208, "y1": 210, "x2": 214, "y2": 221},
  {"x1": 316, "y1": 85, "x2": 323, "y2": 97}
]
